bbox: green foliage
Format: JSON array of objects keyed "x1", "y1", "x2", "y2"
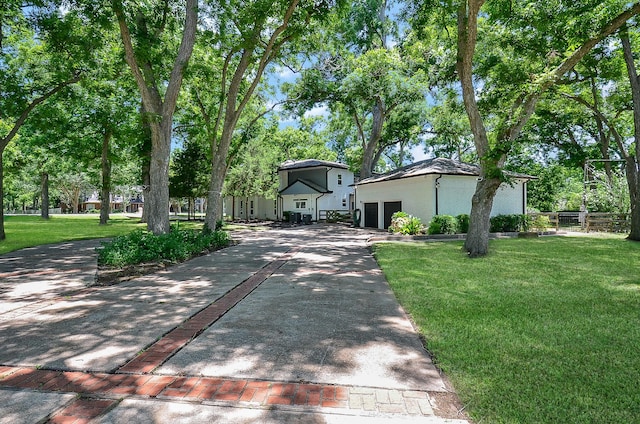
[
  {"x1": 427, "y1": 215, "x2": 459, "y2": 235},
  {"x1": 456, "y1": 214, "x2": 470, "y2": 233},
  {"x1": 169, "y1": 139, "x2": 210, "y2": 200},
  {"x1": 531, "y1": 215, "x2": 551, "y2": 232},
  {"x1": 97, "y1": 227, "x2": 230, "y2": 267},
  {"x1": 489, "y1": 214, "x2": 531, "y2": 232},
  {"x1": 389, "y1": 211, "x2": 424, "y2": 235}
]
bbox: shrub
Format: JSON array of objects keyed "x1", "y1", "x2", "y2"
[
  {"x1": 428, "y1": 215, "x2": 459, "y2": 235},
  {"x1": 456, "y1": 214, "x2": 470, "y2": 233},
  {"x1": 97, "y1": 227, "x2": 230, "y2": 267},
  {"x1": 489, "y1": 214, "x2": 531, "y2": 232},
  {"x1": 531, "y1": 215, "x2": 551, "y2": 232},
  {"x1": 389, "y1": 211, "x2": 424, "y2": 235}
]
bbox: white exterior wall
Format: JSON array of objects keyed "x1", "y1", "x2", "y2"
[
  {"x1": 492, "y1": 180, "x2": 526, "y2": 215},
  {"x1": 355, "y1": 175, "x2": 527, "y2": 229},
  {"x1": 281, "y1": 193, "x2": 321, "y2": 219},
  {"x1": 355, "y1": 175, "x2": 434, "y2": 229},
  {"x1": 279, "y1": 166, "x2": 355, "y2": 221},
  {"x1": 326, "y1": 168, "x2": 354, "y2": 210},
  {"x1": 223, "y1": 196, "x2": 277, "y2": 220}
]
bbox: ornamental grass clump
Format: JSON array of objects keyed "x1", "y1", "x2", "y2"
[{"x1": 97, "y1": 226, "x2": 230, "y2": 267}]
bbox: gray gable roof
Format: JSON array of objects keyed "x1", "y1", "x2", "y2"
[
  {"x1": 355, "y1": 157, "x2": 535, "y2": 186},
  {"x1": 278, "y1": 159, "x2": 349, "y2": 171},
  {"x1": 279, "y1": 178, "x2": 331, "y2": 195}
]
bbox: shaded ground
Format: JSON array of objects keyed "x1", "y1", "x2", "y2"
[{"x1": 0, "y1": 224, "x2": 470, "y2": 423}]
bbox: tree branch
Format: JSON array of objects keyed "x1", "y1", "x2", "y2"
[{"x1": 1, "y1": 72, "x2": 81, "y2": 150}]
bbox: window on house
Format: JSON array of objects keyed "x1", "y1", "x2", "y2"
[
  {"x1": 250, "y1": 200, "x2": 254, "y2": 215},
  {"x1": 274, "y1": 200, "x2": 277, "y2": 215},
  {"x1": 294, "y1": 199, "x2": 307, "y2": 209},
  {"x1": 342, "y1": 198, "x2": 347, "y2": 208},
  {"x1": 337, "y1": 174, "x2": 342, "y2": 185}
]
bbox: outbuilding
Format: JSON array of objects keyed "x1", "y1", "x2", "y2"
[
  {"x1": 278, "y1": 159, "x2": 354, "y2": 222},
  {"x1": 354, "y1": 158, "x2": 534, "y2": 229}
]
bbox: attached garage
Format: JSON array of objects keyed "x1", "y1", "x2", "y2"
[{"x1": 353, "y1": 158, "x2": 534, "y2": 230}]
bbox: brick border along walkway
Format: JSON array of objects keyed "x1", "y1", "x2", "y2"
[
  {"x1": 0, "y1": 366, "x2": 435, "y2": 419},
  {"x1": 0, "y1": 247, "x2": 444, "y2": 422}
]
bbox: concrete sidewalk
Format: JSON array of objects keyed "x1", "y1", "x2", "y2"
[{"x1": 0, "y1": 225, "x2": 470, "y2": 423}]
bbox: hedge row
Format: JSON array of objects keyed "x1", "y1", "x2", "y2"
[{"x1": 97, "y1": 226, "x2": 230, "y2": 267}]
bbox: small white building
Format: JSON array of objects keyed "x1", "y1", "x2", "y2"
[
  {"x1": 354, "y1": 158, "x2": 534, "y2": 229},
  {"x1": 223, "y1": 196, "x2": 278, "y2": 221},
  {"x1": 278, "y1": 159, "x2": 354, "y2": 222}
]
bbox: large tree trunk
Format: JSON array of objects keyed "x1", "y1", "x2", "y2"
[
  {"x1": 624, "y1": 159, "x2": 640, "y2": 240},
  {"x1": 113, "y1": 0, "x2": 197, "y2": 234},
  {"x1": 464, "y1": 177, "x2": 501, "y2": 257},
  {"x1": 145, "y1": 121, "x2": 171, "y2": 233},
  {"x1": 621, "y1": 25, "x2": 640, "y2": 241},
  {"x1": 205, "y1": 130, "x2": 232, "y2": 228},
  {"x1": 100, "y1": 130, "x2": 112, "y2": 225},
  {"x1": 140, "y1": 109, "x2": 152, "y2": 223},
  {"x1": 0, "y1": 153, "x2": 5, "y2": 240},
  {"x1": 41, "y1": 171, "x2": 49, "y2": 220},
  {"x1": 359, "y1": 99, "x2": 385, "y2": 179}
]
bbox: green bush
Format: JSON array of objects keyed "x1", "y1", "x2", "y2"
[
  {"x1": 97, "y1": 227, "x2": 230, "y2": 267},
  {"x1": 489, "y1": 214, "x2": 531, "y2": 232},
  {"x1": 531, "y1": 215, "x2": 551, "y2": 232},
  {"x1": 456, "y1": 214, "x2": 470, "y2": 233},
  {"x1": 389, "y1": 211, "x2": 424, "y2": 235},
  {"x1": 428, "y1": 215, "x2": 459, "y2": 235}
]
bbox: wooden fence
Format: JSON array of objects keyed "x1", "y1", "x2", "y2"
[
  {"x1": 584, "y1": 213, "x2": 630, "y2": 233},
  {"x1": 318, "y1": 210, "x2": 352, "y2": 223},
  {"x1": 531, "y1": 212, "x2": 630, "y2": 233}
]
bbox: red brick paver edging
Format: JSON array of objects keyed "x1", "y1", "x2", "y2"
[
  {"x1": 0, "y1": 244, "x2": 459, "y2": 422},
  {"x1": 0, "y1": 366, "x2": 435, "y2": 418}
]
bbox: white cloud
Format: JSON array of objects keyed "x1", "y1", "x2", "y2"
[{"x1": 303, "y1": 105, "x2": 329, "y2": 118}]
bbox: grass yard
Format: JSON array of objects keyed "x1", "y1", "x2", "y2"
[
  {"x1": 0, "y1": 214, "x2": 147, "y2": 255},
  {"x1": 373, "y1": 236, "x2": 640, "y2": 424}
]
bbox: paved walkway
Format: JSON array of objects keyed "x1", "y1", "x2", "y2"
[{"x1": 0, "y1": 225, "x2": 470, "y2": 423}]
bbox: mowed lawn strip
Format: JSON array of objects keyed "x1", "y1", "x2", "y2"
[
  {"x1": 0, "y1": 215, "x2": 147, "y2": 255},
  {"x1": 373, "y1": 236, "x2": 640, "y2": 423}
]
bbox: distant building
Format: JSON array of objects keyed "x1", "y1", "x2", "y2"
[{"x1": 277, "y1": 159, "x2": 355, "y2": 222}]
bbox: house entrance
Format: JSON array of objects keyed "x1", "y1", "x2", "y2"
[
  {"x1": 383, "y1": 201, "x2": 402, "y2": 229},
  {"x1": 364, "y1": 203, "x2": 378, "y2": 228}
]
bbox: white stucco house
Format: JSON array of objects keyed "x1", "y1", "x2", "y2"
[
  {"x1": 278, "y1": 159, "x2": 355, "y2": 222},
  {"x1": 354, "y1": 157, "x2": 534, "y2": 230}
]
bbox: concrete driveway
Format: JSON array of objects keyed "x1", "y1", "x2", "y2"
[{"x1": 0, "y1": 224, "x2": 470, "y2": 423}]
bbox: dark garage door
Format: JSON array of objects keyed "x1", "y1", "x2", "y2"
[
  {"x1": 383, "y1": 201, "x2": 402, "y2": 229},
  {"x1": 364, "y1": 203, "x2": 378, "y2": 228}
]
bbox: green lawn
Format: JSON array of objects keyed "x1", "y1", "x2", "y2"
[
  {"x1": 0, "y1": 215, "x2": 262, "y2": 255},
  {"x1": 373, "y1": 236, "x2": 640, "y2": 424},
  {"x1": 0, "y1": 215, "x2": 147, "y2": 255}
]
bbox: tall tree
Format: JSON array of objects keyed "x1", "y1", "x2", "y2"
[
  {"x1": 286, "y1": 0, "x2": 432, "y2": 178},
  {"x1": 454, "y1": 0, "x2": 640, "y2": 256},
  {"x1": 615, "y1": 25, "x2": 640, "y2": 239},
  {"x1": 169, "y1": 138, "x2": 210, "y2": 220},
  {"x1": 111, "y1": 0, "x2": 197, "y2": 234},
  {"x1": 0, "y1": 4, "x2": 88, "y2": 240},
  {"x1": 194, "y1": 0, "x2": 338, "y2": 229}
]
